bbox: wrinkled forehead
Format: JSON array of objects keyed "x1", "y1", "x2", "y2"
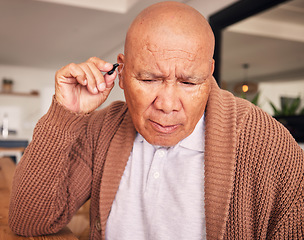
[
  {"x1": 127, "y1": 42, "x2": 213, "y2": 79},
  {"x1": 144, "y1": 42, "x2": 198, "y2": 62}
]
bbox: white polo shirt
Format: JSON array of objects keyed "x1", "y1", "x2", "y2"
[{"x1": 105, "y1": 116, "x2": 206, "y2": 240}]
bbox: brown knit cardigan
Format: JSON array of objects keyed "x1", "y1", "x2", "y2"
[{"x1": 9, "y1": 78, "x2": 304, "y2": 239}]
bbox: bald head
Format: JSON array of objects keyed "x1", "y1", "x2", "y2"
[{"x1": 124, "y1": 1, "x2": 215, "y2": 60}]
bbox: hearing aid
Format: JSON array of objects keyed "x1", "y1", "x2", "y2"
[{"x1": 107, "y1": 63, "x2": 120, "y2": 75}]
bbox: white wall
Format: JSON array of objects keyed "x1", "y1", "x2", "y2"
[
  {"x1": 187, "y1": 0, "x2": 238, "y2": 18},
  {"x1": 0, "y1": 64, "x2": 54, "y2": 139}
]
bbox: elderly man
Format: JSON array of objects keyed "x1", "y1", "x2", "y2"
[{"x1": 9, "y1": 1, "x2": 304, "y2": 240}]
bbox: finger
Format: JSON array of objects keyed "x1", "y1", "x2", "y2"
[
  {"x1": 86, "y1": 57, "x2": 118, "y2": 91},
  {"x1": 87, "y1": 57, "x2": 113, "y2": 73},
  {"x1": 78, "y1": 63, "x2": 99, "y2": 94},
  {"x1": 86, "y1": 62, "x2": 107, "y2": 93},
  {"x1": 56, "y1": 63, "x2": 87, "y2": 86},
  {"x1": 104, "y1": 71, "x2": 117, "y2": 89}
]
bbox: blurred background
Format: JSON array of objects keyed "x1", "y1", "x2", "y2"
[
  {"x1": 0, "y1": 0, "x2": 303, "y2": 237},
  {"x1": 0, "y1": 0, "x2": 303, "y2": 145}
]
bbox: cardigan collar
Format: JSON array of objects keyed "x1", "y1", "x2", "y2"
[{"x1": 204, "y1": 77, "x2": 237, "y2": 239}]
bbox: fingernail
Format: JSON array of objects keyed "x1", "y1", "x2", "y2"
[
  {"x1": 98, "y1": 82, "x2": 106, "y2": 92},
  {"x1": 93, "y1": 87, "x2": 98, "y2": 94},
  {"x1": 104, "y1": 63, "x2": 112, "y2": 69},
  {"x1": 83, "y1": 79, "x2": 87, "y2": 85}
]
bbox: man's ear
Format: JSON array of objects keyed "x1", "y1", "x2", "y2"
[
  {"x1": 210, "y1": 59, "x2": 215, "y2": 76},
  {"x1": 117, "y1": 53, "x2": 125, "y2": 89}
]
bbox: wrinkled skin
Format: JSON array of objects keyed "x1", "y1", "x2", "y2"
[{"x1": 118, "y1": 1, "x2": 215, "y2": 146}]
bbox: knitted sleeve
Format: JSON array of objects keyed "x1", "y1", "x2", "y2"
[
  {"x1": 270, "y1": 141, "x2": 304, "y2": 239},
  {"x1": 9, "y1": 97, "x2": 97, "y2": 236},
  {"x1": 272, "y1": 184, "x2": 304, "y2": 239},
  {"x1": 226, "y1": 102, "x2": 304, "y2": 239}
]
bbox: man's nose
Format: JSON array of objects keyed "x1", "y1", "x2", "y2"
[{"x1": 153, "y1": 83, "x2": 182, "y2": 114}]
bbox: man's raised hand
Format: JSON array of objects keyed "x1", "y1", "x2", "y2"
[{"x1": 55, "y1": 57, "x2": 117, "y2": 114}]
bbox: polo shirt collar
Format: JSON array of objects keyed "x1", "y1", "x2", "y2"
[{"x1": 178, "y1": 114, "x2": 205, "y2": 152}]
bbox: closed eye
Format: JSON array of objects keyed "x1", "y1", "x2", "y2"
[
  {"x1": 178, "y1": 77, "x2": 207, "y2": 86},
  {"x1": 142, "y1": 79, "x2": 156, "y2": 82},
  {"x1": 181, "y1": 81, "x2": 196, "y2": 85},
  {"x1": 178, "y1": 80, "x2": 198, "y2": 86},
  {"x1": 139, "y1": 79, "x2": 160, "y2": 84}
]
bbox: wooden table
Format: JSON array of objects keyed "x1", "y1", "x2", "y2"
[
  {"x1": 0, "y1": 147, "x2": 25, "y2": 164},
  {"x1": 0, "y1": 157, "x2": 79, "y2": 240}
]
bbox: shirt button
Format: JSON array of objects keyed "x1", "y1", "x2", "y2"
[
  {"x1": 95, "y1": 219, "x2": 101, "y2": 231},
  {"x1": 154, "y1": 172, "x2": 160, "y2": 179},
  {"x1": 158, "y1": 150, "x2": 165, "y2": 158}
]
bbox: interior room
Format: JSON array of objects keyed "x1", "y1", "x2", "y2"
[
  {"x1": 0, "y1": 0, "x2": 303, "y2": 239},
  {"x1": 210, "y1": 0, "x2": 304, "y2": 145}
]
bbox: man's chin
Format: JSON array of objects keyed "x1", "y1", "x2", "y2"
[{"x1": 143, "y1": 134, "x2": 182, "y2": 147}]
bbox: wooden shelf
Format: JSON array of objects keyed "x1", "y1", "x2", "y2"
[{"x1": 0, "y1": 91, "x2": 39, "y2": 97}]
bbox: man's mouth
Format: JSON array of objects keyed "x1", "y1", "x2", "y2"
[{"x1": 149, "y1": 120, "x2": 180, "y2": 134}]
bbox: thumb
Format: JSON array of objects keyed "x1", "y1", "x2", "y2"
[{"x1": 104, "y1": 70, "x2": 117, "y2": 89}]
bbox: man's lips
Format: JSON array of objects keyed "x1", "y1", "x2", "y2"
[{"x1": 149, "y1": 120, "x2": 180, "y2": 134}]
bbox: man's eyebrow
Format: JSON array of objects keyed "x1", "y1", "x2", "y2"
[
  {"x1": 135, "y1": 72, "x2": 164, "y2": 79},
  {"x1": 135, "y1": 72, "x2": 208, "y2": 82},
  {"x1": 178, "y1": 74, "x2": 207, "y2": 83}
]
